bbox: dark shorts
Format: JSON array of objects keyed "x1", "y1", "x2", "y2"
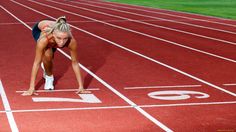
[
  {"x1": 32, "y1": 22, "x2": 41, "y2": 42},
  {"x1": 32, "y1": 22, "x2": 57, "y2": 52}
]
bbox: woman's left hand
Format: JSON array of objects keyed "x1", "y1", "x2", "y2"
[{"x1": 76, "y1": 87, "x2": 91, "y2": 94}]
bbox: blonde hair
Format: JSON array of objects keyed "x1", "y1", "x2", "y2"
[{"x1": 48, "y1": 16, "x2": 72, "y2": 37}]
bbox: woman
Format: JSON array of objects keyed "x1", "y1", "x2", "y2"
[{"x1": 22, "y1": 16, "x2": 90, "y2": 96}]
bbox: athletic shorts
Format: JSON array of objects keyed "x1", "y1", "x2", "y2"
[{"x1": 32, "y1": 22, "x2": 41, "y2": 42}]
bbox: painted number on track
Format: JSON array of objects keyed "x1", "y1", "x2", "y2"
[
  {"x1": 32, "y1": 94, "x2": 102, "y2": 103},
  {"x1": 148, "y1": 90, "x2": 209, "y2": 100}
]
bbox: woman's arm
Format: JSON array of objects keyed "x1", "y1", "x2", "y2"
[
  {"x1": 69, "y1": 38, "x2": 90, "y2": 94},
  {"x1": 22, "y1": 39, "x2": 46, "y2": 96}
]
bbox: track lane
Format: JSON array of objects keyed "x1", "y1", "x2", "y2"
[
  {"x1": 49, "y1": 0, "x2": 236, "y2": 44},
  {"x1": 0, "y1": 113, "x2": 11, "y2": 131},
  {"x1": 16, "y1": 0, "x2": 236, "y2": 86},
  {"x1": 47, "y1": 2, "x2": 236, "y2": 51},
  {"x1": 14, "y1": 108, "x2": 163, "y2": 131},
  {"x1": 1, "y1": 2, "x2": 174, "y2": 131},
  {"x1": 68, "y1": 1, "x2": 236, "y2": 32},
  {"x1": 7, "y1": 0, "x2": 236, "y2": 101},
  {"x1": 0, "y1": 0, "x2": 235, "y2": 131},
  {"x1": 0, "y1": 16, "x2": 166, "y2": 132},
  {"x1": 84, "y1": 0, "x2": 236, "y2": 25},
  {"x1": 30, "y1": 0, "x2": 236, "y2": 62},
  {"x1": 143, "y1": 103, "x2": 236, "y2": 131},
  {"x1": 0, "y1": 15, "x2": 129, "y2": 110}
]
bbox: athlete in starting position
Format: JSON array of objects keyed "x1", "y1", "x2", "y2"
[{"x1": 22, "y1": 16, "x2": 90, "y2": 96}]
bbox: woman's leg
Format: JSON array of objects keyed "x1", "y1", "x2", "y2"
[
  {"x1": 42, "y1": 48, "x2": 54, "y2": 76},
  {"x1": 42, "y1": 48, "x2": 54, "y2": 90}
]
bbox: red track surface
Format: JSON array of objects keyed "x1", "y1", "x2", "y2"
[{"x1": 0, "y1": 0, "x2": 236, "y2": 131}]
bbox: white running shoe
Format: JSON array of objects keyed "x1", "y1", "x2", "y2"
[
  {"x1": 41, "y1": 63, "x2": 54, "y2": 90},
  {"x1": 44, "y1": 75, "x2": 54, "y2": 90}
]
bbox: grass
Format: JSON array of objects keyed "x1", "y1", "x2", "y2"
[{"x1": 105, "y1": 0, "x2": 236, "y2": 20}]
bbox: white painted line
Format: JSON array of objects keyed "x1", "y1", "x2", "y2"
[
  {"x1": 5, "y1": 3, "x2": 173, "y2": 132},
  {"x1": 76, "y1": 0, "x2": 236, "y2": 34},
  {"x1": 15, "y1": 88, "x2": 100, "y2": 93},
  {"x1": 28, "y1": 0, "x2": 236, "y2": 65},
  {"x1": 1, "y1": 20, "x2": 157, "y2": 25},
  {"x1": 0, "y1": 22, "x2": 35, "y2": 25},
  {"x1": 84, "y1": 0, "x2": 236, "y2": 27},
  {"x1": 32, "y1": 94, "x2": 102, "y2": 103},
  {"x1": 124, "y1": 84, "x2": 202, "y2": 90},
  {"x1": 0, "y1": 105, "x2": 133, "y2": 113},
  {"x1": 140, "y1": 101, "x2": 236, "y2": 108},
  {"x1": 0, "y1": 5, "x2": 32, "y2": 29},
  {"x1": 11, "y1": 1, "x2": 236, "y2": 97},
  {"x1": 0, "y1": 101, "x2": 235, "y2": 113},
  {"x1": 0, "y1": 80, "x2": 19, "y2": 132},
  {"x1": 67, "y1": 0, "x2": 236, "y2": 45},
  {"x1": 223, "y1": 83, "x2": 236, "y2": 86}
]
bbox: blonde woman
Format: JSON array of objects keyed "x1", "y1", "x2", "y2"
[{"x1": 22, "y1": 16, "x2": 90, "y2": 96}]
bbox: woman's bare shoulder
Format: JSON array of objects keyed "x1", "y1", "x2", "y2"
[
  {"x1": 67, "y1": 38, "x2": 77, "y2": 49},
  {"x1": 37, "y1": 36, "x2": 49, "y2": 49},
  {"x1": 38, "y1": 20, "x2": 55, "y2": 30}
]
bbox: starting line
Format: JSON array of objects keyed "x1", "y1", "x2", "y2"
[
  {"x1": 0, "y1": 100, "x2": 235, "y2": 113},
  {"x1": 15, "y1": 88, "x2": 100, "y2": 93},
  {"x1": 15, "y1": 88, "x2": 102, "y2": 103},
  {"x1": 14, "y1": 83, "x2": 235, "y2": 102},
  {"x1": 32, "y1": 94, "x2": 102, "y2": 103}
]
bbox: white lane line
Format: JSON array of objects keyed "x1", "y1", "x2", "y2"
[
  {"x1": 29, "y1": 0, "x2": 236, "y2": 64},
  {"x1": 67, "y1": 0, "x2": 236, "y2": 45},
  {"x1": 75, "y1": 0, "x2": 236, "y2": 34},
  {"x1": 0, "y1": 105, "x2": 133, "y2": 113},
  {"x1": 140, "y1": 101, "x2": 236, "y2": 108},
  {"x1": 0, "y1": 101, "x2": 235, "y2": 113},
  {"x1": 12, "y1": 0, "x2": 236, "y2": 97},
  {"x1": 0, "y1": 80, "x2": 19, "y2": 132},
  {"x1": 124, "y1": 83, "x2": 236, "y2": 89},
  {"x1": 223, "y1": 83, "x2": 236, "y2": 86},
  {"x1": 4, "y1": 3, "x2": 173, "y2": 132},
  {"x1": 84, "y1": 0, "x2": 236, "y2": 27},
  {"x1": 124, "y1": 84, "x2": 202, "y2": 90},
  {"x1": 15, "y1": 88, "x2": 100, "y2": 93},
  {"x1": 0, "y1": 20, "x2": 162, "y2": 25}
]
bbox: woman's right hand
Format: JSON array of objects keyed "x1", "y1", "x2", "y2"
[{"x1": 21, "y1": 89, "x2": 38, "y2": 96}]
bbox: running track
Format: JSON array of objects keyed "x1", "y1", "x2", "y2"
[{"x1": 0, "y1": 0, "x2": 236, "y2": 131}]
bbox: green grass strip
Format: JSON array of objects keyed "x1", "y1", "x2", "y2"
[{"x1": 106, "y1": 0, "x2": 236, "y2": 20}]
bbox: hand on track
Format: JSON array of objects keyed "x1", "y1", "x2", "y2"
[
  {"x1": 76, "y1": 88, "x2": 91, "y2": 94},
  {"x1": 21, "y1": 89, "x2": 38, "y2": 96}
]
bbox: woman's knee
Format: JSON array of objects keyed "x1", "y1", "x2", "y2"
[{"x1": 43, "y1": 49, "x2": 54, "y2": 62}]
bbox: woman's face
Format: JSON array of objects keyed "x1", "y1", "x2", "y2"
[{"x1": 52, "y1": 30, "x2": 69, "y2": 47}]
